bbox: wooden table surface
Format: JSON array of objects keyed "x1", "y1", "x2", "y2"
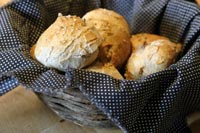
[{"x1": 0, "y1": 86, "x2": 122, "y2": 133}]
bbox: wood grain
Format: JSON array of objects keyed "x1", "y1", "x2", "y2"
[{"x1": 38, "y1": 87, "x2": 116, "y2": 128}]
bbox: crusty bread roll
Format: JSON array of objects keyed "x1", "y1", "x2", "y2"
[
  {"x1": 86, "y1": 62, "x2": 123, "y2": 80},
  {"x1": 196, "y1": 0, "x2": 200, "y2": 5},
  {"x1": 83, "y1": 8, "x2": 131, "y2": 68},
  {"x1": 83, "y1": 8, "x2": 130, "y2": 35},
  {"x1": 125, "y1": 33, "x2": 182, "y2": 80},
  {"x1": 34, "y1": 14, "x2": 102, "y2": 71},
  {"x1": 30, "y1": 44, "x2": 36, "y2": 59}
]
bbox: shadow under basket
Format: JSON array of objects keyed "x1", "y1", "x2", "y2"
[{"x1": 37, "y1": 87, "x2": 117, "y2": 129}]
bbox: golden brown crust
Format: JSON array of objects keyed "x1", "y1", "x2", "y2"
[
  {"x1": 130, "y1": 33, "x2": 169, "y2": 50},
  {"x1": 98, "y1": 29, "x2": 132, "y2": 68},
  {"x1": 125, "y1": 33, "x2": 182, "y2": 80},
  {"x1": 34, "y1": 15, "x2": 102, "y2": 71},
  {"x1": 83, "y1": 8, "x2": 130, "y2": 35},
  {"x1": 86, "y1": 62, "x2": 123, "y2": 80},
  {"x1": 30, "y1": 45, "x2": 36, "y2": 59},
  {"x1": 83, "y1": 8, "x2": 132, "y2": 68},
  {"x1": 196, "y1": 0, "x2": 200, "y2": 5}
]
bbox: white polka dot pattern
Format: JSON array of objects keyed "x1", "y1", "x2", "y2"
[
  {"x1": 0, "y1": 76, "x2": 18, "y2": 94},
  {"x1": 103, "y1": 0, "x2": 170, "y2": 34},
  {"x1": 0, "y1": 0, "x2": 200, "y2": 132}
]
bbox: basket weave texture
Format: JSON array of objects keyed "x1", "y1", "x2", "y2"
[{"x1": 1, "y1": 0, "x2": 200, "y2": 132}]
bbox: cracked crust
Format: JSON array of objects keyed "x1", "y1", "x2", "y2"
[
  {"x1": 34, "y1": 15, "x2": 102, "y2": 71},
  {"x1": 83, "y1": 8, "x2": 131, "y2": 68},
  {"x1": 125, "y1": 33, "x2": 182, "y2": 80}
]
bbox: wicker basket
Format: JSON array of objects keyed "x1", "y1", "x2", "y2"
[{"x1": 37, "y1": 87, "x2": 117, "y2": 129}]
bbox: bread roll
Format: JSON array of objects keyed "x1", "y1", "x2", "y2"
[
  {"x1": 34, "y1": 14, "x2": 102, "y2": 71},
  {"x1": 30, "y1": 44, "x2": 36, "y2": 59},
  {"x1": 83, "y1": 8, "x2": 131, "y2": 68},
  {"x1": 86, "y1": 62, "x2": 123, "y2": 80},
  {"x1": 83, "y1": 8, "x2": 130, "y2": 35},
  {"x1": 196, "y1": 0, "x2": 200, "y2": 5},
  {"x1": 125, "y1": 33, "x2": 182, "y2": 80}
]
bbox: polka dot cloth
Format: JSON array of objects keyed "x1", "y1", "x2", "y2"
[{"x1": 0, "y1": 0, "x2": 200, "y2": 132}]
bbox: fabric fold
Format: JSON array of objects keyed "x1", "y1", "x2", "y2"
[{"x1": 0, "y1": 0, "x2": 200, "y2": 132}]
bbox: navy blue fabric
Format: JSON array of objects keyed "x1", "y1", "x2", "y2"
[{"x1": 0, "y1": 0, "x2": 200, "y2": 132}]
